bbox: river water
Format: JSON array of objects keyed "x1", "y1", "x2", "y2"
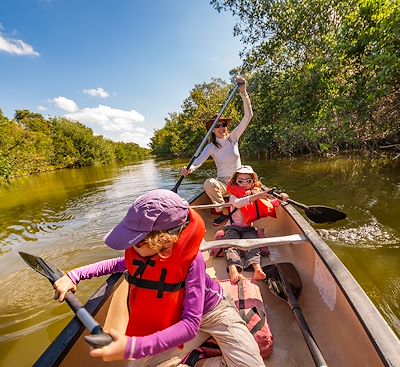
[{"x1": 0, "y1": 155, "x2": 399, "y2": 366}]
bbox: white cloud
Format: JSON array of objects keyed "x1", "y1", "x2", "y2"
[
  {"x1": 52, "y1": 97, "x2": 148, "y2": 146},
  {"x1": 83, "y1": 87, "x2": 109, "y2": 98},
  {"x1": 0, "y1": 34, "x2": 40, "y2": 56},
  {"x1": 65, "y1": 104, "x2": 144, "y2": 132},
  {"x1": 37, "y1": 105, "x2": 48, "y2": 111},
  {"x1": 52, "y1": 96, "x2": 79, "y2": 113}
]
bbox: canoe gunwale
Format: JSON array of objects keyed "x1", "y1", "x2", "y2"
[
  {"x1": 283, "y1": 203, "x2": 400, "y2": 366},
  {"x1": 33, "y1": 272, "x2": 124, "y2": 367}
]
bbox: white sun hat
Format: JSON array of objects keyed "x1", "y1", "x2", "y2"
[{"x1": 235, "y1": 165, "x2": 255, "y2": 174}]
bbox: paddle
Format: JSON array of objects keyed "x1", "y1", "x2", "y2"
[
  {"x1": 18, "y1": 251, "x2": 112, "y2": 348},
  {"x1": 261, "y1": 185, "x2": 346, "y2": 224},
  {"x1": 263, "y1": 263, "x2": 328, "y2": 367},
  {"x1": 171, "y1": 81, "x2": 241, "y2": 193}
]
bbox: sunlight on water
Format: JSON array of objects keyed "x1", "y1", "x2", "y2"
[{"x1": 319, "y1": 217, "x2": 399, "y2": 248}]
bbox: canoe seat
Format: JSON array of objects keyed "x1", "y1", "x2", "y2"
[{"x1": 200, "y1": 233, "x2": 306, "y2": 253}]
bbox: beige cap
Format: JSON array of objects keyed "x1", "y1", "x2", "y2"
[{"x1": 235, "y1": 165, "x2": 255, "y2": 174}]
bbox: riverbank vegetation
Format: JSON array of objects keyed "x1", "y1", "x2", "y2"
[
  {"x1": 0, "y1": 110, "x2": 149, "y2": 184},
  {"x1": 151, "y1": 0, "x2": 399, "y2": 158},
  {"x1": 2, "y1": 0, "x2": 398, "y2": 183}
]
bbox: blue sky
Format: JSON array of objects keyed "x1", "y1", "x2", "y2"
[{"x1": 0, "y1": 0, "x2": 243, "y2": 147}]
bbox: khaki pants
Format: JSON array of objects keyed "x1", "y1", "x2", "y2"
[
  {"x1": 203, "y1": 178, "x2": 229, "y2": 213},
  {"x1": 130, "y1": 297, "x2": 264, "y2": 367}
]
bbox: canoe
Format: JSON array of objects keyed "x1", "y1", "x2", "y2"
[{"x1": 33, "y1": 191, "x2": 400, "y2": 367}]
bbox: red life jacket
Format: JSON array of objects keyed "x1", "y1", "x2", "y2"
[
  {"x1": 124, "y1": 208, "x2": 205, "y2": 337},
  {"x1": 226, "y1": 184, "x2": 279, "y2": 225}
]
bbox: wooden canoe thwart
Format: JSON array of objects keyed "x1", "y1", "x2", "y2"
[{"x1": 33, "y1": 191, "x2": 400, "y2": 367}]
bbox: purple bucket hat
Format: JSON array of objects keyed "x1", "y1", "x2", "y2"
[{"x1": 104, "y1": 189, "x2": 189, "y2": 250}]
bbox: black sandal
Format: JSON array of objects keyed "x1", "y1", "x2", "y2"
[{"x1": 213, "y1": 215, "x2": 229, "y2": 226}]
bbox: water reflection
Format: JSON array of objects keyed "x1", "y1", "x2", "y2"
[{"x1": 0, "y1": 155, "x2": 398, "y2": 366}]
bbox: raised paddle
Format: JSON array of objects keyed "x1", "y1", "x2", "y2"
[
  {"x1": 263, "y1": 263, "x2": 328, "y2": 367},
  {"x1": 171, "y1": 80, "x2": 242, "y2": 193},
  {"x1": 18, "y1": 251, "x2": 112, "y2": 348},
  {"x1": 261, "y1": 185, "x2": 347, "y2": 224}
]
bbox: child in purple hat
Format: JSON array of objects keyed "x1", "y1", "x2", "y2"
[{"x1": 53, "y1": 189, "x2": 264, "y2": 366}]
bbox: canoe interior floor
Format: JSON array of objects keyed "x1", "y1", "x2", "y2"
[{"x1": 206, "y1": 253, "x2": 315, "y2": 367}]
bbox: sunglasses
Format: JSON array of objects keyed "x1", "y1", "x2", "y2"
[
  {"x1": 214, "y1": 122, "x2": 228, "y2": 129},
  {"x1": 236, "y1": 178, "x2": 254, "y2": 185}
]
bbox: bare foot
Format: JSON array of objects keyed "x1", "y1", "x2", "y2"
[
  {"x1": 253, "y1": 268, "x2": 266, "y2": 281},
  {"x1": 228, "y1": 265, "x2": 242, "y2": 283}
]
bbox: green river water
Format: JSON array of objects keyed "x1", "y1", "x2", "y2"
[{"x1": 0, "y1": 155, "x2": 399, "y2": 366}]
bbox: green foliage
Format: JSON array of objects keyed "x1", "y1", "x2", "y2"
[
  {"x1": 0, "y1": 112, "x2": 150, "y2": 184},
  {"x1": 150, "y1": 78, "x2": 245, "y2": 158},
  {"x1": 151, "y1": 0, "x2": 398, "y2": 158},
  {"x1": 206, "y1": 0, "x2": 399, "y2": 156}
]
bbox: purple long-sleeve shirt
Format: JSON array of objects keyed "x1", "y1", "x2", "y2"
[{"x1": 67, "y1": 252, "x2": 222, "y2": 359}]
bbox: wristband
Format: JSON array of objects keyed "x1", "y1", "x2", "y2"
[{"x1": 124, "y1": 337, "x2": 136, "y2": 360}]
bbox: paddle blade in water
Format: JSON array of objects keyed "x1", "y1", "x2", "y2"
[{"x1": 304, "y1": 206, "x2": 347, "y2": 224}]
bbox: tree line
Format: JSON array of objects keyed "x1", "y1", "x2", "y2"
[
  {"x1": 151, "y1": 0, "x2": 399, "y2": 158},
  {"x1": 0, "y1": 109, "x2": 149, "y2": 184}
]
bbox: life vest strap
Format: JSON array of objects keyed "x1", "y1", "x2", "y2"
[
  {"x1": 243, "y1": 306, "x2": 266, "y2": 335},
  {"x1": 125, "y1": 272, "x2": 185, "y2": 298},
  {"x1": 255, "y1": 200, "x2": 260, "y2": 220}
]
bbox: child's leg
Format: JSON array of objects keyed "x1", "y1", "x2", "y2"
[
  {"x1": 223, "y1": 228, "x2": 243, "y2": 283},
  {"x1": 251, "y1": 261, "x2": 266, "y2": 281},
  {"x1": 239, "y1": 228, "x2": 266, "y2": 280},
  {"x1": 196, "y1": 297, "x2": 264, "y2": 367},
  {"x1": 225, "y1": 247, "x2": 243, "y2": 283},
  {"x1": 244, "y1": 248, "x2": 266, "y2": 280},
  {"x1": 227, "y1": 263, "x2": 242, "y2": 283}
]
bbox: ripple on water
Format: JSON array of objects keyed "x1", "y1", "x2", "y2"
[
  {"x1": 0, "y1": 269, "x2": 70, "y2": 342},
  {"x1": 318, "y1": 217, "x2": 400, "y2": 248},
  {"x1": 0, "y1": 208, "x2": 79, "y2": 250}
]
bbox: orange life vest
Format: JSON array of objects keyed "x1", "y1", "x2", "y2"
[
  {"x1": 124, "y1": 208, "x2": 205, "y2": 337},
  {"x1": 226, "y1": 184, "x2": 279, "y2": 225}
]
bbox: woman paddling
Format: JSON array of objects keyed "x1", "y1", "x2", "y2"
[{"x1": 180, "y1": 76, "x2": 253, "y2": 224}]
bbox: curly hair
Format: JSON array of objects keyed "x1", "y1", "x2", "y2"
[{"x1": 142, "y1": 231, "x2": 179, "y2": 259}]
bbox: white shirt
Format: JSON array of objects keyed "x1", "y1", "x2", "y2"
[{"x1": 190, "y1": 94, "x2": 253, "y2": 179}]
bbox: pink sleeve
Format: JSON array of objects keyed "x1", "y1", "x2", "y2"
[
  {"x1": 229, "y1": 194, "x2": 250, "y2": 208},
  {"x1": 67, "y1": 257, "x2": 126, "y2": 284},
  {"x1": 190, "y1": 144, "x2": 212, "y2": 171}
]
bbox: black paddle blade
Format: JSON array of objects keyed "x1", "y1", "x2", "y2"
[
  {"x1": 304, "y1": 205, "x2": 347, "y2": 224},
  {"x1": 18, "y1": 251, "x2": 64, "y2": 283},
  {"x1": 263, "y1": 263, "x2": 302, "y2": 301}
]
